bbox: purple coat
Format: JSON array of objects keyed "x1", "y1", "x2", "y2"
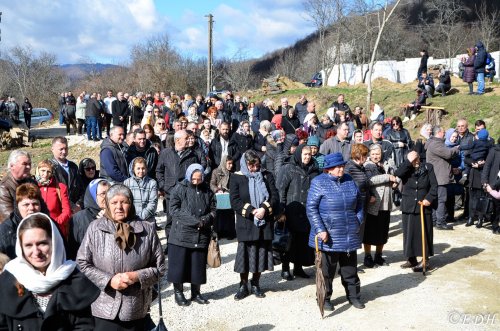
[{"x1": 462, "y1": 55, "x2": 476, "y2": 83}]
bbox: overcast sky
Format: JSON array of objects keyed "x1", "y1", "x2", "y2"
[{"x1": 0, "y1": 0, "x2": 316, "y2": 64}]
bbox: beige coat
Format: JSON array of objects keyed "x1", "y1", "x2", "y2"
[
  {"x1": 76, "y1": 216, "x2": 166, "y2": 321},
  {"x1": 365, "y1": 160, "x2": 400, "y2": 216}
]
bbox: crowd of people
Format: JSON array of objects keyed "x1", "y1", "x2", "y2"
[{"x1": 0, "y1": 85, "x2": 498, "y2": 329}]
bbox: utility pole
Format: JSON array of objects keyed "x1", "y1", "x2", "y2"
[
  {"x1": 0, "y1": 12, "x2": 2, "y2": 58},
  {"x1": 205, "y1": 14, "x2": 213, "y2": 95}
]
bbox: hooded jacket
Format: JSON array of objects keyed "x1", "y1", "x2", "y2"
[
  {"x1": 474, "y1": 41, "x2": 487, "y2": 73},
  {"x1": 123, "y1": 160, "x2": 158, "y2": 223}
]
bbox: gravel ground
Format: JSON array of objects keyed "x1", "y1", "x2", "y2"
[{"x1": 151, "y1": 210, "x2": 499, "y2": 331}]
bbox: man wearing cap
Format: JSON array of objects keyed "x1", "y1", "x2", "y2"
[{"x1": 307, "y1": 152, "x2": 365, "y2": 311}]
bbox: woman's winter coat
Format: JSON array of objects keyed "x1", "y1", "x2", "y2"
[
  {"x1": 124, "y1": 163, "x2": 158, "y2": 222},
  {"x1": 364, "y1": 160, "x2": 396, "y2": 215},
  {"x1": 210, "y1": 156, "x2": 232, "y2": 193},
  {"x1": 462, "y1": 55, "x2": 476, "y2": 83},
  {"x1": 229, "y1": 170, "x2": 279, "y2": 242},
  {"x1": 76, "y1": 217, "x2": 166, "y2": 322},
  {"x1": 344, "y1": 160, "x2": 370, "y2": 204},
  {"x1": 168, "y1": 180, "x2": 215, "y2": 249},
  {"x1": 386, "y1": 128, "x2": 413, "y2": 167},
  {"x1": 394, "y1": 160, "x2": 438, "y2": 214},
  {"x1": 281, "y1": 113, "x2": 301, "y2": 135},
  {"x1": 0, "y1": 270, "x2": 99, "y2": 331},
  {"x1": 38, "y1": 177, "x2": 72, "y2": 238},
  {"x1": 307, "y1": 173, "x2": 364, "y2": 253},
  {"x1": 278, "y1": 156, "x2": 319, "y2": 233}
]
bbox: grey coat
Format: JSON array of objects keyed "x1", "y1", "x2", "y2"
[
  {"x1": 76, "y1": 217, "x2": 165, "y2": 322},
  {"x1": 319, "y1": 136, "x2": 352, "y2": 161},
  {"x1": 124, "y1": 174, "x2": 158, "y2": 222},
  {"x1": 425, "y1": 136, "x2": 459, "y2": 185}
]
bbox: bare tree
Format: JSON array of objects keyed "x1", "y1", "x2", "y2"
[
  {"x1": 366, "y1": 0, "x2": 402, "y2": 111},
  {"x1": 4, "y1": 46, "x2": 65, "y2": 109},
  {"x1": 303, "y1": 0, "x2": 348, "y2": 86},
  {"x1": 271, "y1": 49, "x2": 300, "y2": 80},
  {"x1": 220, "y1": 49, "x2": 255, "y2": 92},
  {"x1": 476, "y1": 0, "x2": 500, "y2": 50}
]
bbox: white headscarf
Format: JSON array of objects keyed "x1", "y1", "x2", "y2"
[{"x1": 4, "y1": 213, "x2": 76, "y2": 293}]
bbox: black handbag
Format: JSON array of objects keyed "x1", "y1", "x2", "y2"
[
  {"x1": 272, "y1": 221, "x2": 292, "y2": 252},
  {"x1": 392, "y1": 189, "x2": 402, "y2": 207},
  {"x1": 150, "y1": 281, "x2": 168, "y2": 331}
]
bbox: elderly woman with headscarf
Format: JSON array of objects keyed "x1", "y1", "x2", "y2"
[
  {"x1": 210, "y1": 155, "x2": 236, "y2": 239},
  {"x1": 230, "y1": 150, "x2": 279, "y2": 300},
  {"x1": 228, "y1": 120, "x2": 253, "y2": 171},
  {"x1": 278, "y1": 145, "x2": 320, "y2": 280},
  {"x1": 167, "y1": 164, "x2": 216, "y2": 306},
  {"x1": 0, "y1": 213, "x2": 100, "y2": 330},
  {"x1": 77, "y1": 184, "x2": 165, "y2": 331},
  {"x1": 414, "y1": 123, "x2": 433, "y2": 164}
]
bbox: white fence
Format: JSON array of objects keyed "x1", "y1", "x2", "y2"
[{"x1": 323, "y1": 51, "x2": 500, "y2": 86}]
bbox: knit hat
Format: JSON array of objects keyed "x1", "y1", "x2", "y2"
[
  {"x1": 477, "y1": 128, "x2": 489, "y2": 141},
  {"x1": 307, "y1": 135, "x2": 320, "y2": 147}
]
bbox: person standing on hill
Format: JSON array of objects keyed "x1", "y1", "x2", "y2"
[
  {"x1": 474, "y1": 41, "x2": 487, "y2": 95},
  {"x1": 417, "y1": 49, "x2": 429, "y2": 80}
]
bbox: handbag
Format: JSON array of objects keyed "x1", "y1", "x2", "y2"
[
  {"x1": 207, "y1": 233, "x2": 221, "y2": 268},
  {"x1": 215, "y1": 192, "x2": 231, "y2": 210},
  {"x1": 272, "y1": 221, "x2": 292, "y2": 252},
  {"x1": 149, "y1": 281, "x2": 168, "y2": 331}
]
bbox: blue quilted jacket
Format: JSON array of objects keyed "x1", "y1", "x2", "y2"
[{"x1": 307, "y1": 172, "x2": 364, "y2": 252}]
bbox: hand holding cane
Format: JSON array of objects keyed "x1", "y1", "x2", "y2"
[{"x1": 417, "y1": 201, "x2": 426, "y2": 275}]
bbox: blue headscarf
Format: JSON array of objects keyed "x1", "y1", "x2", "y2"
[
  {"x1": 89, "y1": 178, "x2": 108, "y2": 203},
  {"x1": 185, "y1": 163, "x2": 204, "y2": 182},
  {"x1": 240, "y1": 153, "x2": 269, "y2": 227},
  {"x1": 445, "y1": 128, "x2": 458, "y2": 147}
]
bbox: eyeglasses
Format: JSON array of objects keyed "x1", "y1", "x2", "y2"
[
  {"x1": 156, "y1": 122, "x2": 165, "y2": 126},
  {"x1": 392, "y1": 123, "x2": 399, "y2": 126},
  {"x1": 85, "y1": 167, "x2": 96, "y2": 171}
]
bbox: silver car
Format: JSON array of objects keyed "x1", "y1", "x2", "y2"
[{"x1": 19, "y1": 108, "x2": 54, "y2": 126}]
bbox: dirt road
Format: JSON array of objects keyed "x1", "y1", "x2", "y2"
[{"x1": 152, "y1": 211, "x2": 499, "y2": 331}]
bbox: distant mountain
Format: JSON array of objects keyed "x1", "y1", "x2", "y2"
[{"x1": 58, "y1": 63, "x2": 121, "y2": 80}]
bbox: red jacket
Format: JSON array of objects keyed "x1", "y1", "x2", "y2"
[{"x1": 38, "y1": 177, "x2": 71, "y2": 239}]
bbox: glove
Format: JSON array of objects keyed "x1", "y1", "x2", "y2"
[{"x1": 197, "y1": 215, "x2": 211, "y2": 229}]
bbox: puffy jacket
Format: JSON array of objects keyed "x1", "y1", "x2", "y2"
[
  {"x1": 307, "y1": 173, "x2": 364, "y2": 253},
  {"x1": 279, "y1": 157, "x2": 319, "y2": 232},
  {"x1": 0, "y1": 270, "x2": 99, "y2": 331},
  {"x1": 77, "y1": 217, "x2": 166, "y2": 321},
  {"x1": 123, "y1": 172, "x2": 158, "y2": 223},
  {"x1": 100, "y1": 138, "x2": 129, "y2": 183},
  {"x1": 168, "y1": 180, "x2": 216, "y2": 249},
  {"x1": 462, "y1": 55, "x2": 476, "y2": 83},
  {"x1": 67, "y1": 186, "x2": 102, "y2": 260},
  {"x1": 344, "y1": 159, "x2": 369, "y2": 205}
]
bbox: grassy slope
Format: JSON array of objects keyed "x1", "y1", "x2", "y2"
[{"x1": 253, "y1": 77, "x2": 500, "y2": 139}]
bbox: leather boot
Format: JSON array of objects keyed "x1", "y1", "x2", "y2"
[
  {"x1": 191, "y1": 284, "x2": 208, "y2": 304},
  {"x1": 281, "y1": 263, "x2": 293, "y2": 281},
  {"x1": 173, "y1": 283, "x2": 189, "y2": 306},
  {"x1": 234, "y1": 282, "x2": 249, "y2": 301},
  {"x1": 465, "y1": 217, "x2": 475, "y2": 227},
  {"x1": 250, "y1": 279, "x2": 265, "y2": 298},
  {"x1": 348, "y1": 298, "x2": 365, "y2": 309},
  {"x1": 476, "y1": 218, "x2": 484, "y2": 228}
]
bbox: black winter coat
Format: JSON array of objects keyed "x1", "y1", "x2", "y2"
[
  {"x1": 228, "y1": 133, "x2": 253, "y2": 170},
  {"x1": 264, "y1": 141, "x2": 283, "y2": 175},
  {"x1": 51, "y1": 159, "x2": 84, "y2": 207},
  {"x1": 168, "y1": 180, "x2": 216, "y2": 249},
  {"x1": 253, "y1": 132, "x2": 268, "y2": 156},
  {"x1": 0, "y1": 210, "x2": 22, "y2": 259},
  {"x1": 259, "y1": 107, "x2": 274, "y2": 122},
  {"x1": 99, "y1": 138, "x2": 129, "y2": 183},
  {"x1": 394, "y1": 160, "x2": 438, "y2": 214},
  {"x1": 126, "y1": 140, "x2": 159, "y2": 179},
  {"x1": 111, "y1": 99, "x2": 130, "y2": 127},
  {"x1": 385, "y1": 128, "x2": 413, "y2": 167},
  {"x1": 278, "y1": 158, "x2": 319, "y2": 232},
  {"x1": 156, "y1": 148, "x2": 200, "y2": 197},
  {"x1": 229, "y1": 170, "x2": 279, "y2": 242},
  {"x1": 67, "y1": 187, "x2": 101, "y2": 260},
  {"x1": 281, "y1": 115, "x2": 301, "y2": 135},
  {"x1": 474, "y1": 42, "x2": 487, "y2": 73},
  {"x1": 344, "y1": 159, "x2": 370, "y2": 204},
  {"x1": 0, "y1": 270, "x2": 99, "y2": 331},
  {"x1": 85, "y1": 98, "x2": 102, "y2": 117},
  {"x1": 209, "y1": 135, "x2": 230, "y2": 169},
  {"x1": 316, "y1": 122, "x2": 336, "y2": 144},
  {"x1": 482, "y1": 144, "x2": 500, "y2": 186}
]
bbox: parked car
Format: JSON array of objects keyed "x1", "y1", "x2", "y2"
[
  {"x1": 19, "y1": 108, "x2": 54, "y2": 126},
  {"x1": 304, "y1": 72, "x2": 323, "y2": 87}
]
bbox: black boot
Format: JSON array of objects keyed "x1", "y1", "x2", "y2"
[
  {"x1": 324, "y1": 298, "x2": 335, "y2": 311},
  {"x1": 476, "y1": 218, "x2": 484, "y2": 228},
  {"x1": 363, "y1": 254, "x2": 374, "y2": 268},
  {"x1": 250, "y1": 279, "x2": 265, "y2": 298},
  {"x1": 234, "y1": 282, "x2": 249, "y2": 301},
  {"x1": 348, "y1": 298, "x2": 365, "y2": 309},
  {"x1": 281, "y1": 263, "x2": 293, "y2": 281},
  {"x1": 374, "y1": 253, "x2": 386, "y2": 266},
  {"x1": 465, "y1": 217, "x2": 475, "y2": 227},
  {"x1": 173, "y1": 283, "x2": 189, "y2": 306},
  {"x1": 191, "y1": 284, "x2": 208, "y2": 304},
  {"x1": 293, "y1": 266, "x2": 310, "y2": 279}
]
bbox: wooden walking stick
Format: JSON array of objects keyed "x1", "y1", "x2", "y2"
[{"x1": 418, "y1": 201, "x2": 426, "y2": 275}]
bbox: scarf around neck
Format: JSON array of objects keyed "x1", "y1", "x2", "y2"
[{"x1": 240, "y1": 154, "x2": 269, "y2": 227}]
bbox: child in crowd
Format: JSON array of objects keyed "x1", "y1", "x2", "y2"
[
  {"x1": 403, "y1": 89, "x2": 427, "y2": 122},
  {"x1": 124, "y1": 157, "x2": 158, "y2": 224},
  {"x1": 461, "y1": 128, "x2": 492, "y2": 180}
]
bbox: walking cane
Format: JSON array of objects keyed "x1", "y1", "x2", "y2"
[{"x1": 418, "y1": 201, "x2": 426, "y2": 275}]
